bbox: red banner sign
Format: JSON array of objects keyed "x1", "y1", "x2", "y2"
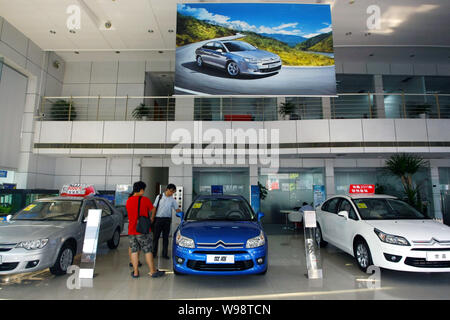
[
  {"x1": 60, "y1": 184, "x2": 96, "y2": 197},
  {"x1": 349, "y1": 184, "x2": 375, "y2": 194}
]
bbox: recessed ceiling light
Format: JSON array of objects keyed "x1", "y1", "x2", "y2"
[
  {"x1": 74, "y1": 51, "x2": 80, "y2": 54},
  {"x1": 168, "y1": 29, "x2": 174, "y2": 33},
  {"x1": 158, "y1": 50, "x2": 164, "y2": 54},
  {"x1": 148, "y1": 29, "x2": 154, "y2": 33},
  {"x1": 69, "y1": 29, "x2": 76, "y2": 34},
  {"x1": 369, "y1": 53, "x2": 374, "y2": 57},
  {"x1": 50, "y1": 30, "x2": 56, "y2": 34},
  {"x1": 115, "y1": 51, "x2": 120, "y2": 54},
  {"x1": 410, "y1": 54, "x2": 415, "y2": 58},
  {"x1": 345, "y1": 32, "x2": 352, "y2": 36}
]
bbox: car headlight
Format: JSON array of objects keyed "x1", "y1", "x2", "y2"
[
  {"x1": 244, "y1": 57, "x2": 258, "y2": 63},
  {"x1": 16, "y1": 238, "x2": 49, "y2": 250},
  {"x1": 176, "y1": 231, "x2": 195, "y2": 249},
  {"x1": 374, "y1": 229, "x2": 410, "y2": 246},
  {"x1": 246, "y1": 231, "x2": 265, "y2": 248}
]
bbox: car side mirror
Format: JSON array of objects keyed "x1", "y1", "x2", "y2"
[
  {"x1": 216, "y1": 49, "x2": 223, "y2": 53},
  {"x1": 338, "y1": 210, "x2": 349, "y2": 220},
  {"x1": 176, "y1": 211, "x2": 184, "y2": 220},
  {"x1": 257, "y1": 212, "x2": 264, "y2": 221},
  {"x1": 6, "y1": 215, "x2": 12, "y2": 221}
]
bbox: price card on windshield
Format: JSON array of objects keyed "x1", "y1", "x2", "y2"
[{"x1": 23, "y1": 204, "x2": 36, "y2": 211}]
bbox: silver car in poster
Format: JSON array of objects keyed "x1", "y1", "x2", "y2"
[
  {"x1": 195, "y1": 40, "x2": 282, "y2": 77},
  {"x1": 0, "y1": 196, "x2": 124, "y2": 276}
]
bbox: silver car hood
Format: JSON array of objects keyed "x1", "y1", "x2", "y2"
[
  {"x1": 232, "y1": 49, "x2": 279, "y2": 60},
  {"x1": 0, "y1": 220, "x2": 77, "y2": 243}
]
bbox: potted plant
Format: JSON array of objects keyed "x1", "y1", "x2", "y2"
[
  {"x1": 384, "y1": 153, "x2": 429, "y2": 213},
  {"x1": 413, "y1": 103, "x2": 431, "y2": 119},
  {"x1": 132, "y1": 103, "x2": 151, "y2": 120},
  {"x1": 278, "y1": 101, "x2": 298, "y2": 120},
  {"x1": 49, "y1": 99, "x2": 77, "y2": 121},
  {"x1": 258, "y1": 181, "x2": 268, "y2": 200}
]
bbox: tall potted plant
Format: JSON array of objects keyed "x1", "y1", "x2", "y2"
[
  {"x1": 384, "y1": 153, "x2": 429, "y2": 213},
  {"x1": 49, "y1": 99, "x2": 77, "y2": 121},
  {"x1": 132, "y1": 103, "x2": 151, "y2": 120},
  {"x1": 279, "y1": 101, "x2": 298, "y2": 120}
]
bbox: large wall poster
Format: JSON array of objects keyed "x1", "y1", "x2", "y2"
[{"x1": 175, "y1": 3, "x2": 336, "y2": 96}]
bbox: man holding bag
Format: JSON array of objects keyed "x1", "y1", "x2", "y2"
[{"x1": 126, "y1": 181, "x2": 165, "y2": 278}]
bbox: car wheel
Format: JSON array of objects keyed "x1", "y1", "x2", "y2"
[
  {"x1": 315, "y1": 224, "x2": 328, "y2": 248},
  {"x1": 354, "y1": 239, "x2": 373, "y2": 272},
  {"x1": 50, "y1": 242, "x2": 75, "y2": 276},
  {"x1": 196, "y1": 55, "x2": 203, "y2": 67},
  {"x1": 226, "y1": 61, "x2": 240, "y2": 77},
  {"x1": 107, "y1": 227, "x2": 121, "y2": 249}
]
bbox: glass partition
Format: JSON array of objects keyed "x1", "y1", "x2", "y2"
[{"x1": 258, "y1": 168, "x2": 325, "y2": 224}]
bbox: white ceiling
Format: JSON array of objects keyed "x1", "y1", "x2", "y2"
[{"x1": 0, "y1": 0, "x2": 449, "y2": 61}]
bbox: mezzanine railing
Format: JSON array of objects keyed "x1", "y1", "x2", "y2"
[{"x1": 38, "y1": 93, "x2": 450, "y2": 121}]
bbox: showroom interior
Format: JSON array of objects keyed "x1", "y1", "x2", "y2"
[{"x1": 0, "y1": 0, "x2": 450, "y2": 300}]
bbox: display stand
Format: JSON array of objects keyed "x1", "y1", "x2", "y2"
[
  {"x1": 79, "y1": 209, "x2": 102, "y2": 282},
  {"x1": 303, "y1": 210, "x2": 322, "y2": 279}
]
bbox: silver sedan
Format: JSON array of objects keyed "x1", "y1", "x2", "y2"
[
  {"x1": 195, "y1": 40, "x2": 282, "y2": 77},
  {"x1": 0, "y1": 196, "x2": 124, "y2": 276}
]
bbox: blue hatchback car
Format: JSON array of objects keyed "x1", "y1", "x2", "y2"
[{"x1": 173, "y1": 195, "x2": 268, "y2": 275}]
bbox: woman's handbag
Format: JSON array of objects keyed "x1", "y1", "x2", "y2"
[{"x1": 136, "y1": 196, "x2": 151, "y2": 234}]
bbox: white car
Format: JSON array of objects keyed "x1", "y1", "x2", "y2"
[{"x1": 315, "y1": 194, "x2": 450, "y2": 273}]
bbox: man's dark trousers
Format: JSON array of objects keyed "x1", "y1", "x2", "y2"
[{"x1": 153, "y1": 217, "x2": 171, "y2": 257}]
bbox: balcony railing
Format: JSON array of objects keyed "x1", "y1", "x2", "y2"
[{"x1": 38, "y1": 93, "x2": 450, "y2": 121}]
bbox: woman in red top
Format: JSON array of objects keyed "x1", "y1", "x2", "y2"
[{"x1": 126, "y1": 181, "x2": 165, "y2": 278}]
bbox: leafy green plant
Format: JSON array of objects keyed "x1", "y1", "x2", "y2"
[
  {"x1": 49, "y1": 100, "x2": 77, "y2": 121},
  {"x1": 279, "y1": 101, "x2": 298, "y2": 118},
  {"x1": 384, "y1": 153, "x2": 429, "y2": 213},
  {"x1": 132, "y1": 103, "x2": 151, "y2": 120},
  {"x1": 258, "y1": 181, "x2": 268, "y2": 201}
]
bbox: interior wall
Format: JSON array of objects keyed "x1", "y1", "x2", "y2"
[
  {"x1": 0, "y1": 64, "x2": 28, "y2": 170},
  {"x1": 141, "y1": 167, "x2": 169, "y2": 202}
]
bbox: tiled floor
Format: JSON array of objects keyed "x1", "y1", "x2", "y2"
[{"x1": 1, "y1": 225, "x2": 450, "y2": 300}]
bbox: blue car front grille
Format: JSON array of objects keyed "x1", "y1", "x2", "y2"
[
  {"x1": 187, "y1": 259, "x2": 254, "y2": 271},
  {"x1": 196, "y1": 240, "x2": 244, "y2": 249}
]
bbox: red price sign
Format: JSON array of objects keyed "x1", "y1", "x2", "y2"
[{"x1": 349, "y1": 184, "x2": 375, "y2": 194}]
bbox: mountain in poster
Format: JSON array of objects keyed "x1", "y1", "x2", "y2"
[
  {"x1": 259, "y1": 33, "x2": 308, "y2": 47},
  {"x1": 295, "y1": 32, "x2": 333, "y2": 53},
  {"x1": 176, "y1": 14, "x2": 334, "y2": 66}
]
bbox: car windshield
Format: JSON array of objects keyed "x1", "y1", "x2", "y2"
[
  {"x1": 185, "y1": 198, "x2": 256, "y2": 222},
  {"x1": 223, "y1": 41, "x2": 256, "y2": 52},
  {"x1": 352, "y1": 198, "x2": 429, "y2": 220},
  {"x1": 12, "y1": 200, "x2": 82, "y2": 221}
]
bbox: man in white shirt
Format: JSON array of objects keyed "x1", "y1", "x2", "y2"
[{"x1": 151, "y1": 183, "x2": 181, "y2": 259}]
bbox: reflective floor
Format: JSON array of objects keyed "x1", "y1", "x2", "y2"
[{"x1": 1, "y1": 225, "x2": 450, "y2": 300}]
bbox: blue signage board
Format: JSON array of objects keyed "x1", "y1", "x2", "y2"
[
  {"x1": 250, "y1": 185, "x2": 261, "y2": 213},
  {"x1": 211, "y1": 185, "x2": 223, "y2": 195},
  {"x1": 0, "y1": 170, "x2": 7, "y2": 178},
  {"x1": 313, "y1": 185, "x2": 326, "y2": 208}
]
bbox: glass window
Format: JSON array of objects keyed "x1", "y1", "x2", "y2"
[
  {"x1": 96, "y1": 199, "x2": 112, "y2": 217},
  {"x1": 83, "y1": 200, "x2": 97, "y2": 219},
  {"x1": 323, "y1": 198, "x2": 341, "y2": 214},
  {"x1": 336, "y1": 74, "x2": 374, "y2": 93},
  {"x1": 338, "y1": 199, "x2": 358, "y2": 220},
  {"x1": 186, "y1": 197, "x2": 255, "y2": 222},
  {"x1": 12, "y1": 200, "x2": 82, "y2": 221},
  {"x1": 203, "y1": 42, "x2": 215, "y2": 50},
  {"x1": 223, "y1": 41, "x2": 256, "y2": 52},
  {"x1": 352, "y1": 198, "x2": 428, "y2": 220}
]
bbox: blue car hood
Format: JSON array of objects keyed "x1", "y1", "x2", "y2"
[{"x1": 179, "y1": 220, "x2": 262, "y2": 244}]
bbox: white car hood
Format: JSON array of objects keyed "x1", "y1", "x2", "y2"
[{"x1": 365, "y1": 220, "x2": 450, "y2": 242}]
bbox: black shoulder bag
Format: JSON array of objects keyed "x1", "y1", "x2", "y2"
[{"x1": 136, "y1": 196, "x2": 151, "y2": 234}]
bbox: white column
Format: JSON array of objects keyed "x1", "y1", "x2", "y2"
[
  {"x1": 430, "y1": 166, "x2": 443, "y2": 220},
  {"x1": 325, "y1": 159, "x2": 335, "y2": 198},
  {"x1": 322, "y1": 97, "x2": 331, "y2": 119},
  {"x1": 373, "y1": 75, "x2": 386, "y2": 118},
  {"x1": 175, "y1": 97, "x2": 194, "y2": 121}
]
